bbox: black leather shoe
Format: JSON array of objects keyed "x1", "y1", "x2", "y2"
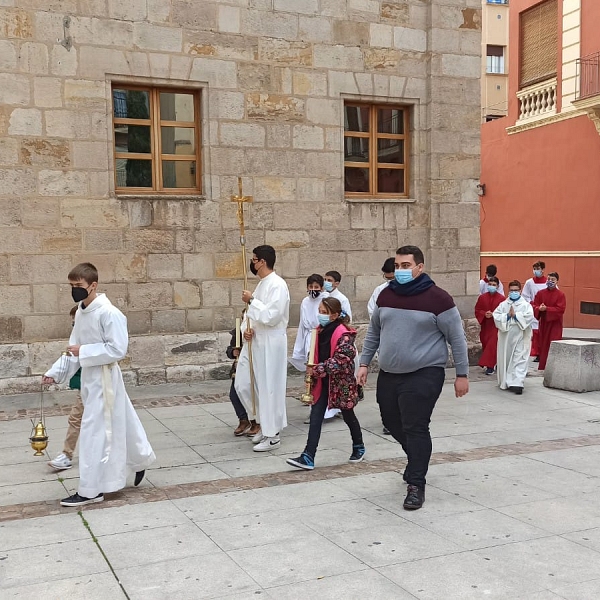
[
  {"x1": 134, "y1": 470, "x2": 145, "y2": 486},
  {"x1": 513, "y1": 386, "x2": 523, "y2": 395},
  {"x1": 403, "y1": 484, "x2": 425, "y2": 510}
]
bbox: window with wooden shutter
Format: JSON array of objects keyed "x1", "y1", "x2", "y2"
[{"x1": 519, "y1": 0, "x2": 558, "y2": 89}]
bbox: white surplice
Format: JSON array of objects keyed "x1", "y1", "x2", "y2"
[
  {"x1": 493, "y1": 296, "x2": 534, "y2": 390},
  {"x1": 522, "y1": 277, "x2": 547, "y2": 331},
  {"x1": 235, "y1": 271, "x2": 290, "y2": 438},
  {"x1": 45, "y1": 294, "x2": 155, "y2": 498},
  {"x1": 329, "y1": 288, "x2": 352, "y2": 320},
  {"x1": 479, "y1": 278, "x2": 505, "y2": 296},
  {"x1": 289, "y1": 292, "x2": 328, "y2": 372},
  {"x1": 367, "y1": 281, "x2": 389, "y2": 318}
]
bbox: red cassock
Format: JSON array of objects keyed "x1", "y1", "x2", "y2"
[
  {"x1": 532, "y1": 288, "x2": 566, "y2": 370},
  {"x1": 475, "y1": 291, "x2": 506, "y2": 368}
]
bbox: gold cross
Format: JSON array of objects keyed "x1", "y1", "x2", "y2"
[{"x1": 230, "y1": 177, "x2": 253, "y2": 205}]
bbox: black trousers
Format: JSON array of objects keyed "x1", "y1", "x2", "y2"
[
  {"x1": 376, "y1": 367, "x2": 445, "y2": 489},
  {"x1": 304, "y1": 379, "x2": 363, "y2": 460},
  {"x1": 229, "y1": 380, "x2": 248, "y2": 421}
]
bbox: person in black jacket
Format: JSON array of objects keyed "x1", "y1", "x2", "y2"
[{"x1": 226, "y1": 315, "x2": 259, "y2": 437}]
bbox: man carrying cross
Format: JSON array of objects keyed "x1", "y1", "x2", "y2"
[{"x1": 235, "y1": 245, "x2": 290, "y2": 452}]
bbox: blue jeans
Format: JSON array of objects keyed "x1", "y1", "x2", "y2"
[{"x1": 229, "y1": 380, "x2": 248, "y2": 421}]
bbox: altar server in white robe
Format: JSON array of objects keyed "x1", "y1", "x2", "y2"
[
  {"x1": 367, "y1": 257, "x2": 395, "y2": 318},
  {"x1": 43, "y1": 263, "x2": 155, "y2": 507},
  {"x1": 236, "y1": 245, "x2": 290, "y2": 452},
  {"x1": 289, "y1": 274, "x2": 328, "y2": 372},
  {"x1": 493, "y1": 279, "x2": 534, "y2": 395}
]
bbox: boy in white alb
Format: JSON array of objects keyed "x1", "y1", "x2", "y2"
[
  {"x1": 289, "y1": 274, "x2": 329, "y2": 372},
  {"x1": 43, "y1": 263, "x2": 155, "y2": 507}
]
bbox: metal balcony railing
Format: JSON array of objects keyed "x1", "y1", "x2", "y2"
[{"x1": 576, "y1": 52, "x2": 600, "y2": 101}]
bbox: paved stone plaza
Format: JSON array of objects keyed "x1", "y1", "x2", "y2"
[{"x1": 1, "y1": 365, "x2": 600, "y2": 599}]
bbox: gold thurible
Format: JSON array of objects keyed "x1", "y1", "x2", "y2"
[{"x1": 30, "y1": 421, "x2": 49, "y2": 456}]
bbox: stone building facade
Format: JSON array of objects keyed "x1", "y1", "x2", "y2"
[{"x1": 0, "y1": 0, "x2": 481, "y2": 393}]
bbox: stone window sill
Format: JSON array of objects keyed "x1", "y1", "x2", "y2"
[
  {"x1": 345, "y1": 197, "x2": 416, "y2": 204},
  {"x1": 114, "y1": 194, "x2": 206, "y2": 202}
]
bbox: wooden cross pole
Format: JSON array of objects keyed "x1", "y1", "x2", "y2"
[{"x1": 231, "y1": 177, "x2": 256, "y2": 415}]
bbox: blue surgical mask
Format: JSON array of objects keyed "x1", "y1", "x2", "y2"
[
  {"x1": 546, "y1": 281, "x2": 556, "y2": 289},
  {"x1": 394, "y1": 269, "x2": 414, "y2": 285},
  {"x1": 509, "y1": 291, "x2": 520, "y2": 301},
  {"x1": 323, "y1": 281, "x2": 333, "y2": 292},
  {"x1": 318, "y1": 314, "x2": 331, "y2": 327},
  {"x1": 487, "y1": 285, "x2": 497, "y2": 294},
  {"x1": 534, "y1": 269, "x2": 542, "y2": 277}
]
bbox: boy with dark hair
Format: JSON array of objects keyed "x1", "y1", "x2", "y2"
[
  {"x1": 324, "y1": 270, "x2": 352, "y2": 319},
  {"x1": 290, "y1": 274, "x2": 328, "y2": 372},
  {"x1": 475, "y1": 276, "x2": 505, "y2": 375},
  {"x1": 531, "y1": 271, "x2": 566, "y2": 370},
  {"x1": 522, "y1": 260, "x2": 548, "y2": 361},
  {"x1": 368, "y1": 257, "x2": 395, "y2": 318},
  {"x1": 43, "y1": 262, "x2": 155, "y2": 507},
  {"x1": 479, "y1": 264, "x2": 505, "y2": 295}
]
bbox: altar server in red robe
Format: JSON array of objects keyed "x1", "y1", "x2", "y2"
[
  {"x1": 522, "y1": 260, "x2": 548, "y2": 360},
  {"x1": 532, "y1": 272, "x2": 566, "y2": 371},
  {"x1": 475, "y1": 276, "x2": 505, "y2": 374}
]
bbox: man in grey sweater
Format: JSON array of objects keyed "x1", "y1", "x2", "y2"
[{"x1": 357, "y1": 245, "x2": 469, "y2": 510}]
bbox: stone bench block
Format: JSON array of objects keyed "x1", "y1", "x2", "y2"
[{"x1": 543, "y1": 340, "x2": 600, "y2": 393}]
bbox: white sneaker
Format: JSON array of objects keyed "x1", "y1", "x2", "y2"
[
  {"x1": 251, "y1": 431, "x2": 264, "y2": 444},
  {"x1": 48, "y1": 453, "x2": 73, "y2": 471},
  {"x1": 253, "y1": 436, "x2": 281, "y2": 452}
]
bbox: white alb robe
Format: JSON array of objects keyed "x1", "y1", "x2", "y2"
[
  {"x1": 493, "y1": 297, "x2": 534, "y2": 390},
  {"x1": 367, "y1": 281, "x2": 390, "y2": 318},
  {"x1": 235, "y1": 271, "x2": 290, "y2": 438},
  {"x1": 289, "y1": 292, "x2": 328, "y2": 372},
  {"x1": 522, "y1": 277, "x2": 548, "y2": 331},
  {"x1": 329, "y1": 288, "x2": 352, "y2": 320},
  {"x1": 45, "y1": 294, "x2": 155, "y2": 498}
]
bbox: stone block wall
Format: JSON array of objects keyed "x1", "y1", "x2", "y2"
[{"x1": 0, "y1": 0, "x2": 482, "y2": 392}]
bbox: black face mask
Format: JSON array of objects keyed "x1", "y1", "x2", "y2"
[
  {"x1": 249, "y1": 261, "x2": 258, "y2": 276},
  {"x1": 308, "y1": 290, "x2": 320, "y2": 299},
  {"x1": 72, "y1": 286, "x2": 90, "y2": 303}
]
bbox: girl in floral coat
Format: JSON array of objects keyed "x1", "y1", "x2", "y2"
[{"x1": 286, "y1": 297, "x2": 365, "y2": 470}]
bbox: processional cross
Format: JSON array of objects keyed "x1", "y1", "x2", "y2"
[{"x1": 231, "y1": 177, "x2": 256, "y2": 414}]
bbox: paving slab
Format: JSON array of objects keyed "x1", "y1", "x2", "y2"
[
  {"x1": 0, "y1": 538, "x2": 109, "y2": 590},
  {"x1": 227, "y1": 533, "x2": 367, "y2": 588},
  {"x1": 0, "y1": 573, "x2": 126, "y2": 600},
  {"x1": 96, "y1": 521, "x2": 220, "y2": 568},
  {"x1": 269, "y1": 569, "x2": 415, "y2": 600},
  {"x1": 115, "y1": 552, "x2": 261, "y2": 599}
]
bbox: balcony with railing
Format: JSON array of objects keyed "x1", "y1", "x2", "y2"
[
  {"x1": 516, "y1": 78, "x2": 557, "y2": 123},
  {"x1": 573, "y1": 52, "x2": 600, "y2": 135},
  {"x1": 576, "y1": 52, "x2": 600, "y2": 101}
]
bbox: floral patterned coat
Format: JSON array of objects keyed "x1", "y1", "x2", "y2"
[{"x1": 312, "y1": 325, "x2": 359, "y2": 410}]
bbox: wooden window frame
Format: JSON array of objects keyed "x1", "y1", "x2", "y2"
[
  {"x1": 112, "y1": 85, "x2": 202, "y2": 195},
  {"x1": 344, "y1": 102, "x2": 410, "y2": 199}
]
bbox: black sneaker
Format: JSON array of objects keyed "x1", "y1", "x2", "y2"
[
  {"x1": 286, "y1": 453, "x2": 314, "y2": 470},
  {"x1": 533, "y1": 356, "x2": 539, "y2": 363},
  {"x1": 382, "y1": 426, "x2": 391, "y2": 435},
  {"x1": 60, "y1": 493, "x2": 104, "y2": 507},
  {"x1": 349, "y1": 444, "x2": 366, "y2": 463},
  {"x1": 134, "y1": 470, "x2": 145, "y2": 486},
  {"x1": 403, "y1": 485, "x2": 425, "y2": 510},
  {"x1": 485, "y1": 367, "x2": 495, "y2": 375},
  {"x1": 513, "y1": 386, "x2": 523, "y2": 395}
]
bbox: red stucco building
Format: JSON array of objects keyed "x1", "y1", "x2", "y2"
[{"x1": 480, "y1": 0, "x2": 600, "y2": 328}]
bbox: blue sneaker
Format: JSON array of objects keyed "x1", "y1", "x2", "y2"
[
  {"x1": 349, "y1": 444, "x2": 366, "y2": 463},
  {"x1": 286, "y1": 452, "x2": 314, "y2": 470}
]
